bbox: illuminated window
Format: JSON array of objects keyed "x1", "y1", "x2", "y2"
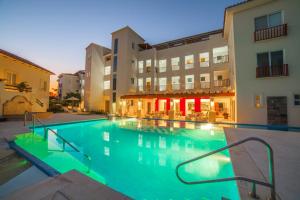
[
  {"x1": 159, "y1": 77, "x2": 167, "y2": 91},
  {"x1": 104, "y1": 80, "x2": 110, "y2": 90},
  {"x1": 185, "y1": 75, "x2": 194, "y2": 89},
  {"x1": 159, "y1": 59, "x2": 167, "y2": 72},
  {"x1": 213, "y1": 46, "x2": 228, "y2": 64},
  {"x1": 171, "y1": 57, "x2": 180, "y2": 71},
  {"x1": 185, "y1": 55, "x2": 194, "y2": 69},
  {"x1": 199, "y1": 52, "x2": 209, "y2": 67},
  {"x1": 146, "y1": 77, "x2": 151, "y2": 91},
  {"x1": 104, "y1": 66, "x2": 111, "y2": 75},
  {"x1": 138, "y1": 61, "x2": 144, "y2": 73},
  {"x1": 138, "y1": 78, "x2": 143, "y2": 91},
  {"x1": 146, "y1": 59, "x2": 151, "y2": 73},
  {"x1": 254, "y1": 94, "x2": 263, "y2": 108}
]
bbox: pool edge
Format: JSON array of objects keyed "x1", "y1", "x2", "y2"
[{"x1": 8, "y1": 141, "x2": 60, "y2": 177}]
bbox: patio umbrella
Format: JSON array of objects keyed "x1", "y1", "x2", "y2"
[{"x1": 66, "y1": 97, "x2": 80, "y2": 110}]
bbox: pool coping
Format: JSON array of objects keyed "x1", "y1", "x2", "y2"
[
  {"x1": 28, "y1": 117, "x2": 107, "y2": 129},
  {"x1": 8, "y1": 141, "x2": 60, "y2": 177}
]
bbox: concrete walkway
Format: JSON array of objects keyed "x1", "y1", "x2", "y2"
[
  {"x1": 225, "y1": 127, "x2": 300, "y2": 200},
  {"x1": 4, "y1": 170, "x2": 130, "y2": 200}
]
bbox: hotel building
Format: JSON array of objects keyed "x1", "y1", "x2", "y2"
[
  {"x1": 84, "y1": 0, "x2": 300, "y2": 126},
  {"x1": 0, "y1": 49, "x2": 54, "y2": 116},
  {"x1": 58, "y1": 70, "x2": 85, "y2": 101}
]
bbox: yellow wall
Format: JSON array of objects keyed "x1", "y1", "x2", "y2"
[{"x1": 0, "y1": 54, "x2": 51, "y2": 115}]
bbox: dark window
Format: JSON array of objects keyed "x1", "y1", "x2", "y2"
[
  {"x1": 146, "y1": 66, "x2": 151, "y2": 73},
  {"x1": 131, "y1": 78, "x2": 134, "y2": 84},
  {"x1": 269, "y1": 12, "x2": 282, "y2": 27},
  {"x1": 255, "y1": 12, "x2": 282, "y2": 30},
  {"x1": 132, "y1": 42, "x2": 135, "y2": 49},
  {"x1": 112, "y1": 92, "x2": 116, "y2": 103},
  {"x1": 271, "y1": 50, "x2": 283, "y2": 67},
  {"x1": 113, "y1": 74, "x2": 117, "y2": 90},
  {"x1": 255, "y1": 15, "x2": 268, "y2": 30},
  {"x1": 217, "y1": 75, "x2": 223, "y2": 80},
  {"x1": 200, "y1": 77, "x2": 206, "y2": 81},
  {"x1": 113, "y1": 56, "x2": 118, "y2": 72},
  {"x1": 257, "y1": 52, "x2": 269, "y2": 68},
  {"x1": 114, "y1": 38, "x2": 118, "y2": 54},
  {"x1": 294, "y1": 94, "x2": 300, "y2": 106}
]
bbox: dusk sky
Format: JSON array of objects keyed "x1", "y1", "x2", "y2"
[{"x1": 0, "y1": 0, "x2": 240, "y2": 90}]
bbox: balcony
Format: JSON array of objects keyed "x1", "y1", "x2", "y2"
[
  {"x1": 200, "y1": 82, "x2": 210, "y2": 89},
  {"x1": 172, "y1": 84, "x2": 180, "y2": 90},
  {"x1": 4, "y1": 84, "x2": 32, "y2": 92},
  {"x1": 213, "y1": 55, "x2": 229, "y2": 64},
  {"x1": 254, "y1": 24, "x2": 287, "y2": 42},
  {"x1": 214, "y1": 79, "x2": 230, "y2": 87},
  {"x1": 256, "y1": 64, "x2": 288, "y2": 78}
]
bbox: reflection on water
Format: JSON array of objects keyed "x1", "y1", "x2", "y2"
[{"x1": 30, "y1": 119, "x2": 239, "y2": 200}]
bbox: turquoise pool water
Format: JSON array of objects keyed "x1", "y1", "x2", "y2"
[{"x1": 15, "y1": 119, "x2": 240, "y2": 199}]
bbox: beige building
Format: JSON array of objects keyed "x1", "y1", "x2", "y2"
[
  {"x1": 0, "y1": 49, "x2": 54, "y2": 116},
  {"x1": 57, "y1": 70, "x2": 85, "y2": 100},
  {"x1": 84, "y1": 43, "x2": 111, "y2": 112},
  {"x1": 84, "y1": 0, "x2": 300, "y2": 126},
  {"x1": 224, "y1": 0, "x2": 300, "y2": 126}
]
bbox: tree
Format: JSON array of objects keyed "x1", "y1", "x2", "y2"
[{"x1": 64, "y1": 92, "x2": 81, "y2": 101}]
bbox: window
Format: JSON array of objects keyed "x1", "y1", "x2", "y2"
[
  {"x1": 159, "y1": 59, "x2": 167, "y2": 72},
  {"x1": 294, "y1": 94, "x2": 300, "y2": 106},
  {"x1": 199, "y1": 52, "x2": 209, "y2": 67},
  {"x1": 159, "y1": 78, "x2": 167, "y2": 91},
  {"x1": 138, "y1": 61, "x2": 144, "y2": 73},
  {"x1": 185, "y1": 55, "x2": 194, "y2": 69},
  {"x1": 104, "y1": 66, "x2": 111, "y2": 75},
  {"x1": 130, "y1": 78, "x2": 134, "y2": 85},
  {"x1": 257, "y1": 50, "x2": 283, "y2": 68},
  {"x1": 185, "y1": 75, "x2": 194, "y2": 89},
  {"x1": 132, "y1": 42, "x2": 135, "y2": 50},
  {"x1": 112, "y1": 74, "x2": 117, "y2": 90},
  {"x1": 171, "y1": 57, "x2": 180, "y2": 71},
  {"x1": 257, "y1": 52, "x2": 269, "y2": 68},
  {"x1": 138, "y1": 78, "x2": 143, "y2": 91},
  {"x1": 146, "y1": 59, "x2": 151, "y2": 73},
  {"x1": 217, "y1": 75, "x2": 223, "y2": 81},
  {"x1": 40, "y1": 80, "x2": 47, "y2": 91},
  {"x1": 113, "y1": 56, "x2": 118, "y2": 72},
  {"x1": 114, "y1": 38, "x2": 118, "y2": 54},
  {"x1": 146, "y1": 77, "x2": 151, "y2": 91},
  {"x1": 172, "y1": 76, "x2": 180, "y2": 90},
  {"x1": 6, "y1": 72, "x2": 16, "y2": 85},
  {"x1": 104, "y1": 80, "x2": 110, "y2": 90},
  {"x1": 213, "y1": 46, "x2": 228, "y2": 64},
  {"x1": 200, "y1": 73, "x2": 210, "y2": 88},
  {"x1": 255, "y1": 11, "x2": 282, "y2": 30}
]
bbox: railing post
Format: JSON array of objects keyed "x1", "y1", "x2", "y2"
[
  {"x1": 268, "y1": 147, "x2": 276, "y2": 200},
  {"x1": 249, "y1": 182, "x2": 259, "y2": 199},
  {"x1": 32, "y1": 114, "x2": 35, "y2": 134},
  {"x1": 44, "y1": 127, "x2": 48, "y2": 140}
]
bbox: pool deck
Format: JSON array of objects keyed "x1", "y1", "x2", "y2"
[
  {"x1": 3, "y1": 170, "x2": 130, "y2": 200},
  {"x1": 225, "y1": 127, "x2": 300, "y2": 200}
]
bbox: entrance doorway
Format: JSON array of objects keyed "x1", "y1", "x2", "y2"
[{"x1": 267, "y1": 96, "x2": 287, "y2": 125}]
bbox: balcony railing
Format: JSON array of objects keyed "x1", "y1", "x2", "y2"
[
  {"x1": 213, "y1": 55, "x2": 229, "y2": 64},
  {"x1": 254, "y1": 24, "x2": 287, "y2": 42},
  {"x1": 200, "y1": 82, "x2": 210, "y2": 89},
  {"x1": 214, "y1": 79, "x2": 230, "y2": 87},
  {"x1": 256, "y1": 64, "x2": 288, "y2": 78},
  {"x1": 4, "y1": 84, "x2": 32, "y2": 92},
  {"x1": 172, "y1": 84, "x2": 180, "y2": 90}
]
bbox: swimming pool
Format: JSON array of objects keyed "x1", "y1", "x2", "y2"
[{"x1": 14, "y1": 119, "x2": 240, "y2": 199}]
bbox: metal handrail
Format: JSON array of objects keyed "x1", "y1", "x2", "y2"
[
  {"x1": 31, "y1": 114, "x2": 91, "y2": 173},
  {"x1": 175, "y1": 137, "x2": 276, "y2": 200}
]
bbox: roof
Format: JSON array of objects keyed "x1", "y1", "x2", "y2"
[
  {"x1": 139, "y1": 29, "x2": 223, "y2": 51},
  {"x1": 111, "y1": 26, "x2": 145, "y2": 42},
  {"x1": 0, "y1": 49, "x2": 55, "y2": 75}
]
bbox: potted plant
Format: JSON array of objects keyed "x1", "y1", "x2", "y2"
[{"x1": 223, "y1": 112, "x2": 229, "y2": 119}]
